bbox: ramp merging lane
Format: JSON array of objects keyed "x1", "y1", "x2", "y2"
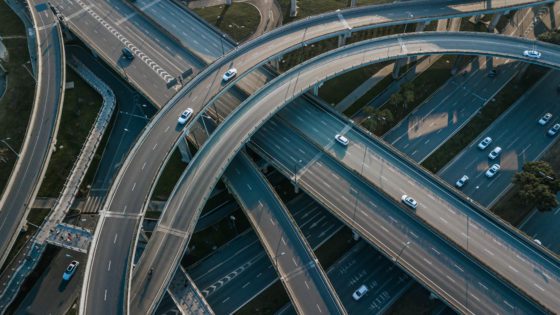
[
  {"x1": 80, "y1": 1, "x2": 556, "y2": 313},
  {"x1": 130, "y1": 33, "x2": 560, "y2": 314},
  {"x1": 0, "y1": 1, "x2": 65, "y2": 269}
]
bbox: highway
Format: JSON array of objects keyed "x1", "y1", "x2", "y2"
[
  {"x1": 51, "y1": 0, "x2": 203, "y2": 106},
  {"x1": 440, "y1": 70, "x2": 560, "y2": 207},
  {"x1": 0, "y1": 1, "x2": 65, "y2": 269},
  {"x1": 79, "y1": 0, "x2": 555, "y2": 312},
  {"x1": 130, "y1": 32, "x2": 560, "y2": 314},
  {"x1": 222, "y1": 154, "x2": 346, "y2": 314}
]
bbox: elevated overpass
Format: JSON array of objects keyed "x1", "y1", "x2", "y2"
[
  {"x1": 0, "y1": 1, "x2": 65, "y2": 269},
  {"x1": 79, "y1": 1, "x2": 556, "y2": 313},
  {"x1": 130, "y1": 32, "x2": 560, "y2": 314}
]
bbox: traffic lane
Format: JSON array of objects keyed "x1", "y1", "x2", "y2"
[
  {"x1": 224, "y1": 154, "x2": 345, "y2": 314},
  {"x1": 193, "y1": 196, "x2": 343, "y2": 313},
  {"x1": 253, "y1": 120, "x2": 541, "y2": 314},
  {"x1": 385, "y1": 59, "x2": 521, "y2": 162},
  {"x1": 0, "y1": 8, "x2": 62, "y2": 265},
  {"x1": 132, "y1": 0, "x2": 225, "y2": 62},
  {"x1": 278, "y1": 96, "x2": 560, "y2": 306},
  {"x1": 521, "y1": 206, "x2": 560, "y2": 254},
  {"x1": 299, "y1": 159, "x2": 539, "y2": 315},
  {"x1": 86, "y1": 0, "x2": 201, "y2": 72},
  {"x1": 53, "y1": 0, "x2": 176, "y2": 106},
  {"x1": 84, "y1": 217, "x2": 137, "y2": 315},
  {"x1": 124, "y1": 33, "x2": 559, "y2": 313},
  {"x1": 15, "y1": 250, "x2": 86, "y2": 315},
  {"x1": 328, "y1": 241, "x2": 412, "y2": 314},
  {"x1": 441, "y1": 70, "x2": 560, "y2": 206}
]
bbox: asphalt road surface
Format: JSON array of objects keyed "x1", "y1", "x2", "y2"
[
  {"x1": 133, "y1": 33, "x2": 560, "y2": 314},
  {"x1": 79, "y1": 2, "x2": 556, "y2": 311},
  {"x1": 0, "y1": 2, "x2": 65, "y2": 269},
  {"x1": 440, "y1": 70, "x2": 560, "y2": 207}
]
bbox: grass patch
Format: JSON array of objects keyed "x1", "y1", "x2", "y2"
[
  {"x1": 151, "y1": 148, "x2": 186, "y2": 201},
  {"x1": 318, "y1": 62, "x2": 390, "y2": 105},
  {"x1": 0, "y1": 1, "x2": 34, "y2": 194},
  {"x1": 192, "y1": 3, "x2": 260, "y2": 43},
  {"x1": 278, "y1": 0, "x2": 393, "y2": 23},
  {"x1": 362, "y1": 55, "x2": 467, "y2": 136},
  {"x1": 38, "y1": 68, "x2": 102, "y2": 197},
  {"x1": 422, "y1": 65, "x2": 549, "y2": 173},
  {"x1": 343, "y1": 73, "x2": 393, "y2": 116}
]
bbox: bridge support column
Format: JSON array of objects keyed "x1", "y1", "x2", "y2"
[
  {"x1": 350, "y1": 0, "x2": 357, "y2": 7},
  {"x1": 448, "y1": 17, "x2": 462, "y2": 31},
  {"x1": 226, "y1": 0, "x2": 232, "y2": 5},
  {"x1": 270, "y1": 55, "x2": 283, "y2": 71},
  {"x1": 290, "y1": 0, "x2": 298, "y2": 17},
  {"x1": 313, "y1": 82, "x2": 323, "y2": 96},
  {"x1": 488, "y1": 12, "x2": 503, "y2": 32},
  {"x1": 178, "y1": 134, "x2": 192, "y2": 163},
  {"x1": 293, "y1": 183, "x2": 299, "y2": 194},
  {"x1": 415, "y1": 21, "x2": 428, "y2": 32},
  {"x1": 486, "y1": 56, "x2": 494, "y2": 73},
  {"x1": 352, "y1": 230, "x2": 360, "y2": 241},
  {"x1": 392, "y1": 58, "x2": 405, "y2": 79},
  {"x1": 337, "y1": 31, "x2": 351, "y2": 47}
]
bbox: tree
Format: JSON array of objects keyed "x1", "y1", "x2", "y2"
[
  {"x1": 538, "y1": 31, "x2": 560, "y2": 45},
  {"x1": 361, "y1": 107, "x2": 394, "y2": 133},
  {"x1": 514, "y1": 161, "x2": 560, "y2": 211}
]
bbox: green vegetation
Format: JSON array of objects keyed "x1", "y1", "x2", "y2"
[
  {"x1": 513, "y1": 161, "x2": 559, "y2": 211},
  {"x1": 192, "y1": 3, "x2": 260, "y2": 43},
  {"x1": 278, "y1": 0, "x2": 394, "y2": 22},
  {"x1": 360, "y1": 106, "x2": 393, "y2": 133},
  {"x1": 318, "y1": 62, "x2": 390, "y2": 105},
  {"x1": 422, "y1": 65, "x2": 548, "y2": 173},
  {"x1": 538, "y1": 30, "x2": 560, "y2": 45},
  {"x1": 151, "y1": 148, "x2": 186, "y2": 201},
  {"x1": 38, "y1": 68, "x2": 102, "y2": 197},
  {"x1": 0, "y1": 1, "x2": 34, "y2": 194},
  {"x1": 343, "y1": 73, "x2": 392, "y2": 116}
]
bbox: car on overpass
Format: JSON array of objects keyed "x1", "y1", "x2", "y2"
[
  {"x1": 178, "y1": 108, "x2": 193, "y2": 124},
  {"x1": 539, "y1": 113, "x2": 552, "y2": 125},
  {"x1": 488, "y1": 147, "x2": 502, "y2": 160},
  {"x1": 523, "y1": 49, "x2": 542, "y2": 59},
  {"x1": 335, "y1": 134, "x2": 349, "y2": 146},
  {"x1": 222, "y1": 68, "x2": 237, "y2": 82},
  {"x1": 401, "y1": 195, "x2": 417, "y2": 209},
  {"x1": 548, "y1": 123, "x2": 560, "y2": 136},
  {"x1": 352, "y1": 285, "x2": 368, "y2": 301}
]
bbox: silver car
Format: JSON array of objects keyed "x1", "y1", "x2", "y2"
[
  {"x1": 477, "y1": 136, "x2": 492, "y2": 150},
  {"x1": 539, "y1": 113, "x2": 552, "y2": 125},
  {"x1": 401, "y1": 195, "x2": 417, "y2": 209},
  {"x1": 485, "y1": 164, "x2": 501, "y2": 178},
  {"x1": 335, "y1": 134, "x2": 349, "y2": 146},
  {"x1": 352, "y1": 285, "x2": 368, "y2": 301}
]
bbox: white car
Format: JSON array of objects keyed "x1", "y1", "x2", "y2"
[
  {"x1": 222, "y1": 68, "x2": 238, "y2": 82},
  {"x1": 538, "y1": 113, "x2": 552, "y2": 125},
  {"x1": 335, "y1": 134, "x2": 349, "y2": 146},
  {"x1": 63, "y1": 260, "x2": 79, "y2": 281},
  {"x1": 178, "y1": 108, "x2": 193, "y2": 124},
  {"x1": 352, "y1": 284, "x2": 368, "y2": 301},
  {"x1": 523, "y1": 49, "x2": 541, "y2": 59},
  {"x1": 477, "y1": 136, "x2": 492, "y2": 150},
  {"x1": 485, "y1": 164, "x2": 501, "y2": 178},
  {"x1": 488, "y1": 146, "x2": 502, "y2": 160},
  {"x1": 401, "y1": 195, "x2": 417, "y2": 209},
  {"x1": 455, "y1": 175, "x2": 469, "y2": 188},
  {"x1": 548, "y1": 123, "x2": 560, "y2": 136}
]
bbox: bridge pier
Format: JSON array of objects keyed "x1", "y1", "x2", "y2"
[
  {"x1": 337, "y1": 31, "x2": 351, "y2": 47},
  {"x1": 350, "y1": 0, "x2": 357, "y2": 7},
  {"x1": 392, "y1": 22, "x2": 428, "y2": 79},
  {"x1": 488, "y1": 12, "x2": 503, "y2": 32},
  {"x1": 270, "y1": 55, "x2": 283, "y2": 71},
  {"x1": 178, "y1": 134, "x2": 192, "y2": 163},
  {"x1": 290, "y1": 0, "x2": 298, "y2": 17},
  {"x1": 313, "y1": 82, "x2": 323, "y2": 96}
]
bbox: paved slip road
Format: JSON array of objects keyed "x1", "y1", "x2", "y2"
[
  {"x1": 0, "y1": 1, "x2": 65, "y2": 269},
  {"x1": 51, "y1": 0, "x2": 204, "y2": 106},
  {"x1": 80, "y1": 0, "x2": 555, "y2": 312},
  {"x1": 131, "y1": 33, "x2": 560, "y2": 314},
  {"x1": 440, "y1": 70, "x2": 560, "y2": 207},
  {"x1": 222, "y1": 154, "x2": 345, "y2": 314}
]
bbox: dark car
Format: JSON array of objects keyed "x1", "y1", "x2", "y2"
[{"x1": 122, "y1": 47, "x2": 134, "y2": 60}]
